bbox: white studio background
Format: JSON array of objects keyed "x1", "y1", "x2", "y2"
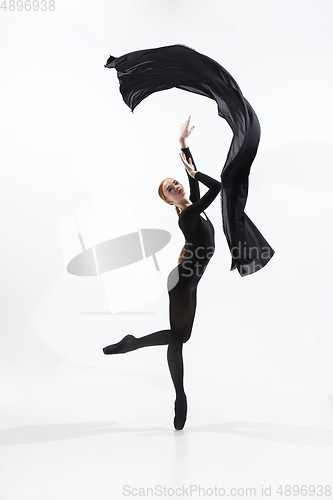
[{"x1": 1, "y1": 1, "x2": 333, "y2": 499}]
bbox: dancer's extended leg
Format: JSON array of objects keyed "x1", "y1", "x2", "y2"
[
  {"x1": 103, "y1": 285, "x2": 197, "y2": 354},
  {"x1": 103, "y1": 329, "x2": 170, "y2": 354},
  {"x1": 103, "y1": 288, "x2": 196, "y2": 353},
  {"x1": 102, "y1": 273, "x2": 198, "y2": 431}
]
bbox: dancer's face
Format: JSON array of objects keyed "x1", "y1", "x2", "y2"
[{"x1": 163, "y1": 178, "x2": 185, "y2": 206}]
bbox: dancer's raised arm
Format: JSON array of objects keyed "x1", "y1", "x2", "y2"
[
  {"x1": 179, "y1": 115, "x2": 195, "y2": 149},
  {"x1": 179, "y1": 151, "x2": 221, "y2": 216},
  {"x1": 179, "y1": 116, "x2": 201, "y2": 203}
]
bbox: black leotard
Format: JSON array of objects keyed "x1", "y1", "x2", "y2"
[
  {"x1": 167, "y1": 147, "x2": 221, "y2": 346},
  {"x1": 167, "y1": 147, "x2": 221, "y2": 295}
]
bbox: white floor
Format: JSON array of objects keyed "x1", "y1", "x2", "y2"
[{"x1": 1, "y1": 315, "x2": 333, "y2": 500}]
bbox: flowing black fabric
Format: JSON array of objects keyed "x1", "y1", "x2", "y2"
[{"x1": 105, "y1": 44, "x2": 274, "y2": 276}]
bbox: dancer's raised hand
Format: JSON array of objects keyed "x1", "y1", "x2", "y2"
[
  {"x1": 179, "y1": 151, "x2": 196, "y2": 178},
  {"x1": 179, "y1": 115, "x2": 195, "y2": 148}
]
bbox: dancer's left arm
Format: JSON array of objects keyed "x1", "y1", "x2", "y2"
[{"x1": 179, "y1": 152, "x2": 221, "y2": 216}]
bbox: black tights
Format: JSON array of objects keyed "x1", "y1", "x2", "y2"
[
  {"x1": 103, "y1": 282, "x2": 198, "y2": 399},
  {"x1": 103, "y1": 263, "x2": 203, "y2": 429},
  {"x1": 134, "y1": 285, "x2": 197, "y2": 397}
]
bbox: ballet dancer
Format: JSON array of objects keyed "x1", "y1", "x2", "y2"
[{"x1": 103, "y1": 116, "x2": 222, "y2": 430}]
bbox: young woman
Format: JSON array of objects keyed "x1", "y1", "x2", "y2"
[{"x1": 103, "y1": 116, "x2": 222, "y2": 430}]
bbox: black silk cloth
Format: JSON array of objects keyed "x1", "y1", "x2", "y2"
[{"x1": 105, "y1": 44, "x2": 274, "y2": 277}]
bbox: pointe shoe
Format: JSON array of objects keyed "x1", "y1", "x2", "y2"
[
  {"x1": 174, "y1": 394, "x2": 187, "y2": 430},
  {"x1": 103, "y1": 334, "x2": 136, "y2": 354}
]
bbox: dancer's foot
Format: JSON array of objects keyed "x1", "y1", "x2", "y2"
[
  {"x1": 103, "y1": 334, "x2": 137, "y2": 354},
  {"x1": 174, "y1": 393, "x2": 187, "y2": 430}
]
